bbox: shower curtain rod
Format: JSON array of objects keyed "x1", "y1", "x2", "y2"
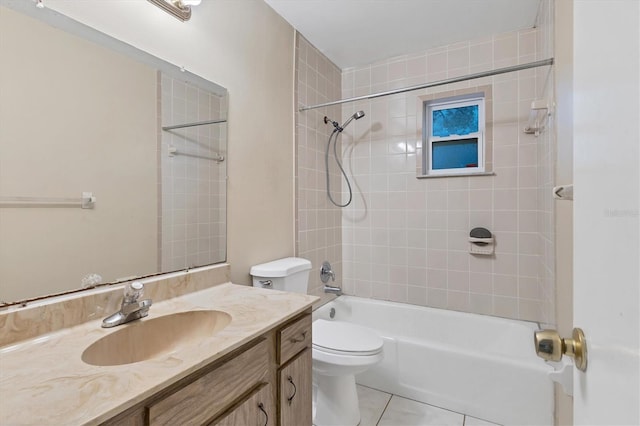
[{"x1": 298, "y1": 58, "x2": 554, "y2": 112}]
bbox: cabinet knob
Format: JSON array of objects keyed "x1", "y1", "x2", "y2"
[{"x1": 534, "y1": 327, "x2": 587, "y2": 372}]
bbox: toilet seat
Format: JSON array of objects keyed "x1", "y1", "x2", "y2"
[{"x1": 312, "y1": 319, "x2": 383, "y2": 356}]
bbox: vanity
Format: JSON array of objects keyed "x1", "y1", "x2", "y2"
[{"x1": 0, "y1": 265, "x2": 318, "y2": 425}]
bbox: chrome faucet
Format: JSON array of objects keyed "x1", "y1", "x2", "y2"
[
  {"x1": 320, "y1": 261, "x2": 342, "y2": 296},
  {"x1": 324, "y1": 284, "x2": 342, "y2": 296},
  {"x1": 102, "y1": 282, "x2": 152, "y2": 328}
]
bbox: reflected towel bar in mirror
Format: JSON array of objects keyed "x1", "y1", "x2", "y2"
[
  {"x1": 167, "y1": 146, "x2": 224, "y2": 162},
  {"x1": 162, "y1": 118, "x2": 227, "y2": 131},
  {"x1": 0, "y1": 192, "x2": 96, "y2": 209}
]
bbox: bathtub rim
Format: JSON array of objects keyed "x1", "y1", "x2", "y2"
[{"x1": 312, "y1": 294, "x2": 544, "y2": 331}]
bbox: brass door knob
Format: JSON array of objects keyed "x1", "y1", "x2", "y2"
[{"x1": 534, "y1": 327, "x2": 587, "y2": 372}]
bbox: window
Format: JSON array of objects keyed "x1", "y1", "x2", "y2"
[{"x1": 422, "y1": 93, "x2": 485, "y2": 176}]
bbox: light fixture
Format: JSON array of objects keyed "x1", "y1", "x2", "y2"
[
  {"x1": 147, "y1": 0, "x2": 201, "y2": 21},
  {"x1": 35, "y1": 0, "x2": 45, "y2": 9}
]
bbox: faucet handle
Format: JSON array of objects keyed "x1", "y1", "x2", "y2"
[
  {"x1": 320, "y1": 261, "x2": 336, "y2": 283},
  {"x1": 124, "y1": 281, "x2": 144, "y2": 302}
]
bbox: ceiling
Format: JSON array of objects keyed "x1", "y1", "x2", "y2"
[{"x1": 264, "y1": 0, "x2": 541, "y2": 69}]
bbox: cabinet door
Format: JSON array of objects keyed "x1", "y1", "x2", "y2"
[
  {"x1": 279, "y1": 348, "x2": 312, "y2": 426},
  {"x1": 212, "y1": 383, "x2": 274, "y2": 426}
]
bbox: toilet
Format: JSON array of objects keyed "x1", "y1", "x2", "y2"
[
  {"x1": 250, "y1": 257, "x2": 384, "y2": 426},
  {"x1": 312, "y1": 319, "x2": 383, "y2": 426}
]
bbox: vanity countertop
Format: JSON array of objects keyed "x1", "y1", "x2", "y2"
[{"x1": 0, "y1": 283, "x2": 318, "y2": 425}]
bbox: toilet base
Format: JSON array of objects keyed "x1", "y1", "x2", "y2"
[{"x1": 313, "y1": 372, "x2": 360, "y2": 426}]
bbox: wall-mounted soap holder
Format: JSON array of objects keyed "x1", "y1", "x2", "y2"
[
  {"x1": 523, "y1": 99, "x2": 553, "y2": 136},
  {"x1": 469, "y1": 227, "x2": 494, "y2": 255}
]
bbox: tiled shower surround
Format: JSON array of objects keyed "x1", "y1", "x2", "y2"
[
  {"x1": 160, "y1": 74, "x2": 227, "y2": 272},
  {"x1": 295, "y1": 34, "x2": 343, "y2": 301},
  {"x1": 535, "y1": 0, "x2": 556, "y2": 327},
  {"x1": 296, "y1": 8, "x2": 555, "y2": 324}
]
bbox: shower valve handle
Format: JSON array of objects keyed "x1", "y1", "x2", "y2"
[{"x1": 320, "y1": 261, "x2": 335, "y2": 283}]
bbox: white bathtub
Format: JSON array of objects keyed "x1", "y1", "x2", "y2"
[{"x1": 313, "y1": 296, "x2": 554, "y2": 426}]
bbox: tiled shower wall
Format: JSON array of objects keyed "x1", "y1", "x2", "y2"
[
  {"x1": 339, "y1": 25, "x2": 554, "y2": 323},
  {"x1": 295, "y1": 34, "x2": 343, "y2": 301},
  {"x1": 535, "y1": 0, "x2": 556, "y2": 326},
  {"x1": 160, "y1": 73, "x2": 227, "y2": 272}
]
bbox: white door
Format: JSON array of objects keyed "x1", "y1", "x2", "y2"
[{"x1": 573, "y1": 1, "x2": 639, "y2": 424}]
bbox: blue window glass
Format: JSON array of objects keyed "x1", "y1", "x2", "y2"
[
  {"x1": 432, "y1": 138, "x2": 478, "y2": 170},
  {"x1": 432, "y1": 105, "x2": 478, "y2": 137}
]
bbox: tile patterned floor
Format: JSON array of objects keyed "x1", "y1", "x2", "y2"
[{"x1": 356, "y1": 385, "x2": 500, "y2": 426}]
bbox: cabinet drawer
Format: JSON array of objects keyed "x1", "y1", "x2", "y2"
[
  {"x1": 147, "y1": 339, "x2": 269, "y2": 425},
  {"x1": 278, "y1": 314, "x2": 311, "y2": 365},
  {"x1": 210, "y1": 383, "x2": 274, "y2": 426}
]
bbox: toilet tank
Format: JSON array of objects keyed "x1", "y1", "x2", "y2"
[{"x1": 250, "y1": 257, "x2": 311, "y2": 294}]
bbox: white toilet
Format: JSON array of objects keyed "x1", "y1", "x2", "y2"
[
  {"x1": 250, "y1": 257, "x2": 384, "y2": 426},
  {"x1": 312, "y1": 319, "x2": 383, "y2": 426}
]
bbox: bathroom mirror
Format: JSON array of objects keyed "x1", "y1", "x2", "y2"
[{"x1": 0, "y1": 2, "x2": 228, "y2": 306}]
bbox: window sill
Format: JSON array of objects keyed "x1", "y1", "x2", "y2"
[{"x1": 417, "y1": 171, "x2": 495, "y2": 179}]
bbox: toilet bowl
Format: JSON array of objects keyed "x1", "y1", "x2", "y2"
[{"x1": 312, "y1": 319, "x2": 383, "y2": 426}]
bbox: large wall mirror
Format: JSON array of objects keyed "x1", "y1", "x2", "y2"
[{"x1": 0, "y1": 2, "x2": 228, "y2": 306}]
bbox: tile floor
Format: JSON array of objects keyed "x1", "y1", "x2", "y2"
[{"x1": 356, "y1": 385, "x2": 501, "y2": 426}]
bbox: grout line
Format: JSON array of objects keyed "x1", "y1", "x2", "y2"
[
  {"x1": 359, "y1": 383, "x2": 500, "y2": 426},
  {"x1": 376, "y1": 392, "x2": 394, "y2": 426}
]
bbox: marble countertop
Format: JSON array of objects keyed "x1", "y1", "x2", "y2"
[{"x1": 0, "y1": 283, "x2": 317, "y2": 425}]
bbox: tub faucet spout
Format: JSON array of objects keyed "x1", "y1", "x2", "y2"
[
  {"x1": 102, "y1": 282, "x2": 152, "y2": 328},
  {"x1": 324, "y1": 284, "x2": 342, "y2": 296}
]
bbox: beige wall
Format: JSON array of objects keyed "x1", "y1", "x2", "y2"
[
  {"x1": 0, "y1": 7, "x2": 157, "y2": 301},
  {"x1": 42, "y1": 0, "x2": 297, "y2": 285}
]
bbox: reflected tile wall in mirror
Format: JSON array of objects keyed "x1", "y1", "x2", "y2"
[{"x1": 160, "y1": 74, "x2": 227, "y2": 271}]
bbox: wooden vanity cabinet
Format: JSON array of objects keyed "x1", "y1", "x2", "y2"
[{"x1": 100, "y1": 310, "x2": 312, "y2": 426}]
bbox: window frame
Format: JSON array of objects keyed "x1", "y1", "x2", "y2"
[{"x1": 423, "y1": 94, "x2": 485, "y2": 176}]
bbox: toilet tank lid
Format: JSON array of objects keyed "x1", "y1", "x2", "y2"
[{"x1": 250, "y1": 257, "x2": 311, "y2": 277}]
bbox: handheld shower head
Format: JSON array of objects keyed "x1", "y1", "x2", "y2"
[
  {"x1": 322, "y1": 110, "x2": 366, "y2": 208},
  {"x1": 340, "y1": 110, "x2": 365, "y2": 130}
]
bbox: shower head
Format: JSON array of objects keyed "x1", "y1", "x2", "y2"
[{"x1": 339, "y1": 110, "x2": 366, "y2": 131}]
